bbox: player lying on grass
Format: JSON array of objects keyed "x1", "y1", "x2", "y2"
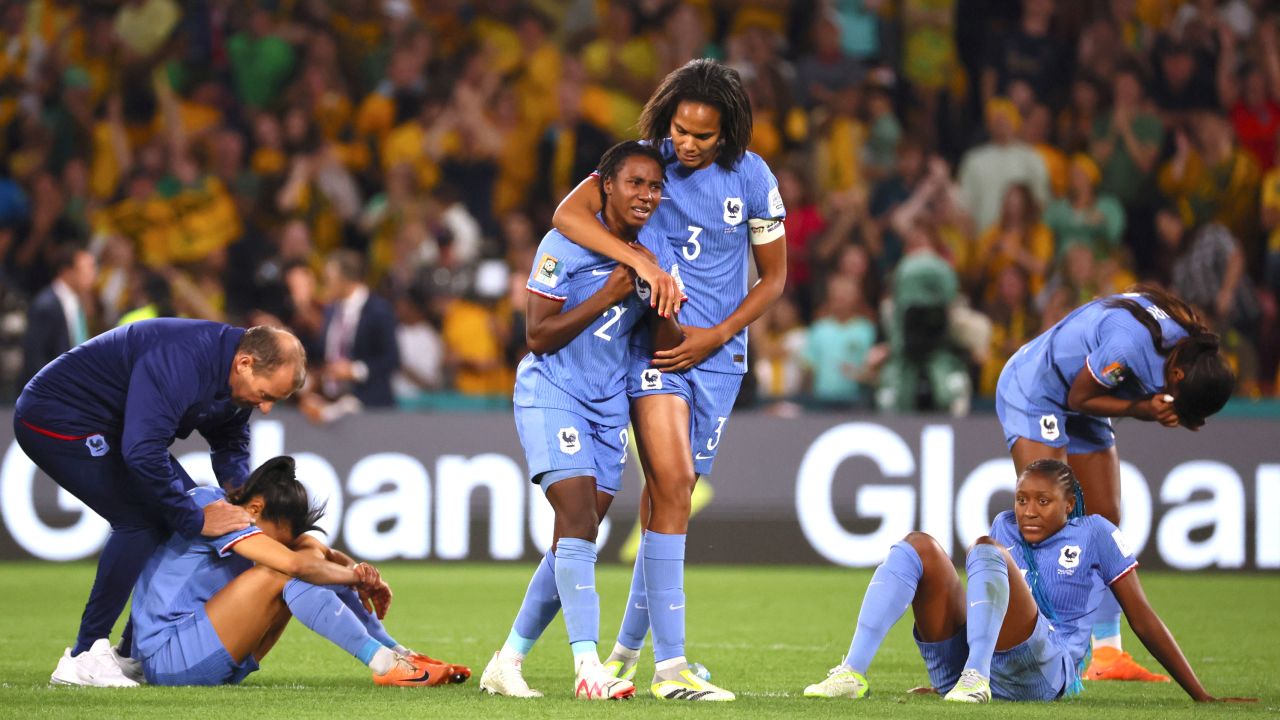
[
  {"x1": 129, "y1": 455, "x2": 469, "y2": 687},
  {"x1": 803, "y1": 459, "x2": 1255, "y2": 704},
  {"x1": 995, "y1": 286, "x2": 1233, "y2": 681},
  {"x1": 481, "y1": 141, "x2": 682, "y2": 700}
]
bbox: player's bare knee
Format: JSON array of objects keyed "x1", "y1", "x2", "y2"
[
  {"x1": 561, "y1": 515, "x2": 599, "y2": 541},
  {"x1": 968, "y1": 535, "x2": 1005, "y2": 552},
  {"x1": 903, "y1": 531, "x2": 947, "y2": 563}
]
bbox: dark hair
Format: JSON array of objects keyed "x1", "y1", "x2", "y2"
[
  {"x1": 226, "y1": 456, "x2": 325, "y2": 537},
  {"x1": 637, "y1": 59, "x2": 752, "y2": 170},
  {"x1": 237, "y1": 325, "x2": 307, "y2": 389},
  {"x1": 1104, "y1": 285, "x2": 1234, "y2": 429},
  {"x1": 596, "y1": 141, "x2": 666, "y2": 206},
  {"x1": 328, "y1": 248, "x2": 365, "y2": 283},
  {"x1": 52, "y1": 243, "x2": 89, "y2": 274},
  {"x1": 1016, "y1": 459, "x2": 1086, "y2": 625}
]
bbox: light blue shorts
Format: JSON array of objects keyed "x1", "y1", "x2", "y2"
[
  {"x1": 995, "y1": 368, "x2": 1115, "y2": 455},
  {"x1": 626, "y1": 357, "x2": 744, "y2": 476},
  {"x1": 142, "y1": 605, "x2": 258, "y2": 686},
  {"x1": 915, "y1": 612, "x2": 1075, "y2": 701},
  {"x1": 513, "y1": 405, "x2": 629, "y2": 495}
]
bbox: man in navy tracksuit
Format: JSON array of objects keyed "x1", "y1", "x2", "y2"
[{"x1": 13, "y1": 319, "x2": 307, "y2": 687}]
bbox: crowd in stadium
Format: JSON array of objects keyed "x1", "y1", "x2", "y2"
[{"x1": 2, "y1": 0, "x2": 1278, "y2": 414}]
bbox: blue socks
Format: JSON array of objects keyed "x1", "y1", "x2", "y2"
[
  {"x1": 555, "y1": 537, "x2": 600, "y2": 657},
  {"x1": 332, "y1": 586, "x2": 400, "y2": 650},
  {"x1": 844, "y1": 540, "x2": 923, "y2": 673},
  {"x1": 963, "y1": 544, "x2": 1010, "y2": 677},
  {"x1": 616, "y1": 531, "x2": 649, "y2": 651},
  {"x1": 283, "y1": 579, "x2": 383, "y2": 665},
  {"x1": 503, "y1": 550, "x2": 560, "y2": 656},
  {"x1": 643, "y1": 531, "x2": 686, "y2": 663}
]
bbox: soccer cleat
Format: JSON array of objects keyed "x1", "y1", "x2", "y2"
[
  {"x1": 373, "y1": 654, "x2": 451, "y2": 687},
  {"x1": 479, "y1": 651, "x2": 543, "y2": 698},
  {"x1": 943, "y1": 669, "x2": 992, "y2": 703},
  {"x1": 602, "y1": 652, "x2": 639, "y2": 682},
  {"x1": 113, "y1": 645, "x2": 144, "y2": 685},
  {"x1": 50, "y1": 639, "x2": 139, "y2": 687},
  {"x1": 803, "y1": 664, "x2": 870, "y2": 699},
  {"x1": 1083, "y1": 647, "x2": 1171, "y2": 682},
  {"x1": 575, "y1": 659, "x2": 636, "y2": 700},
  {"x1": 651, "y1": 667, "x2": 735, "y2": 701},
  {"x1": 406, "y1": 652, "x2": 470, "y2": 684}
]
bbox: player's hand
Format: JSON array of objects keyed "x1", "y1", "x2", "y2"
[
  {"x1": 635, "y1": 257, "x2": 680, "y2": 319},
  {"x1": 200, "y1": 500, "x2": 252, "y2": 537},
  {"x1": 602, "y1": 264, "x2": 635, "y2": 304},
  {"x1": 1146, "y1": 393, "x2": 1180, "y2": 428},
  {"x1": 651, "y1": 325, "x2": 724, "y2": 372}
]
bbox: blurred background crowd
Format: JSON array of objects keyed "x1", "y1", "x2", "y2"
[{"x1": 1, "y1": 0, "x2": 1278, "y2": 418}]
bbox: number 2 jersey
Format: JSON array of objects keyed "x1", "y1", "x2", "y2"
[{"x1": 515, "y1": 220, "x2": 679, "y2": 426}]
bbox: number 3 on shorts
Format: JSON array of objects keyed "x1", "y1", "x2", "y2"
[{"x1": 706, "y1": 416, "x2": 726, "y2": 451}]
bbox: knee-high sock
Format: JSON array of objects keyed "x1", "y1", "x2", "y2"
[
  {"x1": 555, "y1": 537, "x2": 600, "y2": 657},
  {"x1": 615, "y1": 531, "x2": 649, "y2": 651},
  {"x1": 332, "y1": 586, "x2": 399, "y2": 650},
  {"x1": 963, "y1": 544, "x2": 1010, "y2": 677},
  {"x1": 644, "y1": 532, "x2": 686, "y2": 663},
  {"x1": 1091, "y1": 584, "x2": 1123, "y2": 650},
  {"x1": 503, "y1": 550, "x2": 560, "y2": 656},
  {"x1": 283, "y1": 579, "x2": 383, "y2": 665},
  {"x1": 76, "y1": 524, "x2": 167, "y2": 656},
  {"x1": 843, "y1": 540, "x2": 923, "y2": 674}
]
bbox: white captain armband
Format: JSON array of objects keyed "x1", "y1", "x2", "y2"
[{"x1": 748, "y1": 217, "x2": 784, "y2": 245}]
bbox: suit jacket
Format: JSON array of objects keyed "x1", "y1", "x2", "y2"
[
  {"x1": 320, "y1": 292, "x2": 400, "y2": 407},
  {"x1": 19, "y1": 286, "x2": 71, "y2": 392}
]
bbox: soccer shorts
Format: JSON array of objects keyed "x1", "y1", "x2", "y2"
[
  {"x1": 995, "y1": 366, "x2": 1115, "y2": 455},
  {"x1": 626, "y1": 357, "x2": 744, "y2": 476},
  {"x1": 514, "y1": 404, "x2": 629, "y2": 496},
  {"x1": 141, "y1": 605, "x2": 258, "y2": 686},
  {"x1": 915, "y1": 612, "x2": 1076, "y2": 701}
]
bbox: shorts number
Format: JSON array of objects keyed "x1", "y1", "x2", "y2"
[
  {"x1": 683, "y1": 225, "x2": 702, "y2": 261},
  {"x1": 706, "y1": 416, "x2": 726, "y2": 451},
  {"x1": 593, "y1": 305, "x2": 628, "y2": 341},
  {"x1": 618, "y1": 428, "x2": 629, "y2": 464}
]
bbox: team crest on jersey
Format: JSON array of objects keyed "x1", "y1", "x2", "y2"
[
  {"x1": 558, "y1": 426, "x2": 581, "y2": 455},
  {"x1": 635, "y1": 276, "x2": 651, "y2": 302},
  {"x1": 1058, "y1": 545, "x2": 1081, "y2": 572},
  {"x1": 722, "y1": 197, "x2": 744, "y2": 225},
  {"x1": 640, "y1": 368, "x2": 662, "y2": 390},
  {"x1": 1039, "y1": 414, "x2": 1060, "y2": 441},
  {"x1": 1101, "y1": 361, "x2": 1127, "y2": 385},
  {"x1": 535, "y1": 253, "x2": 562, "y2": 288},
  {"x1": 85, "y1": 434, "x2": 109, "y2": 457}
]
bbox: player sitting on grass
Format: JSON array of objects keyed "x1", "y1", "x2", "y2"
[
  {"x1": 803, "y1": 459, "x2": 1255, "y2": 704},
  {"x1": 129, "y1": 455, "x2": 469, "y2": 687}
]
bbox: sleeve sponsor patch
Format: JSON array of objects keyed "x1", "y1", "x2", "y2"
[
  {"x1": 1111, "y1": 528, "x2": 1133, "y2": 558},
  {"x1": 767, "y1": 186, "x2": 785, "y2": 217},
  {"x1": 534, "y1": 253, "x2": 563, "y2": 288}
]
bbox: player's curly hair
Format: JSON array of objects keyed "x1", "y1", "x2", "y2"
[
  {"x1": 226, "y1": 456, "x2": 325, "y2": 538},
  {"x1": 596, "y1": 141, "x2": 666, "y2": 207},
  {"x1": 1104, "y1": 285, "x2": 1234, "y2": 429},
  {"x1": 637, "y1": 59, "x2": 752, "y2": 169},
  {"x1": 1016, "y1": 459, "x2": 1086, "y2": 626}
]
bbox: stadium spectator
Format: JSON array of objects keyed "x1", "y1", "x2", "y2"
[
  {"x1": 753, "y1": 294, "x2": 809, "y2": 403},
  {"x1": 1044, "y1": 154, "x2": 1127, "y2": 260},
  {"x1": 971, "y1": 183, "x2": 1053, "y2": 304},
  {"x1": 980, "y1": 0, "x2": 1068, "y2": 108},
  {"x1": 958, "y1": 97, "x2": 1050, "y2": 233},
  {"x1": 805, "y1": 275, "x2": 877, "y2": 408},
  {"x1": 19, "y1": 244, "x2": 96, "y2": 392},
  {"x1": 313, "y1": 249, "x2": 400, "y2": 411}
]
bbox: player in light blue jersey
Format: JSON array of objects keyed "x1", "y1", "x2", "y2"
[
  {"x1": 803, "y1": 459, "x2": 1254, "y2": 704},
  {"x1": 481, "y1": 142, "x2": 682, "y2": 701},
  {"x1": 996, "y1": 286, "x2": 1233, "y2": 681},
  {"x1": 131, "y1": 456, "x2": 469, "y2": 687},
  {"x1": 552, "y1": 58, "x2": 787, "y2": 703}
]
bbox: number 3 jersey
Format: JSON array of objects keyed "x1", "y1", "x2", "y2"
[
  {"x1": 639, "y1": 138, "x2": 786, "y2": 375},
  {"x1": 515, "y1": 221, "x2": 678, "y2": 426}
]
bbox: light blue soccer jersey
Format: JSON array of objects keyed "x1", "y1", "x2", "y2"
[
  {"x1": 638, "y1": 139, "x2": 785, "y2": 375},
  {"x1": 131, "y1": 487, "x2": 260, "y2": 659},
  {"x1": 515, "y1": 220, "x2": 677, "y2": 426},
  {"x1": 1004, "y1": 293, "x2": 1188, "y2": 406},
  {"x1": 990, "y1": 511, "x2": 1139, "y2": 664}
]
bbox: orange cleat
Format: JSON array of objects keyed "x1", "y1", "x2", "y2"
[
  {"x1": 406, "y1": 652, "x2": 470, "y2": 684},
  {"x1": 373, "y1": 654, "x2": 452, "y2": 687},
  {"x1": 1083, "y1": 647, "x2": 1171, "y2": 682}
]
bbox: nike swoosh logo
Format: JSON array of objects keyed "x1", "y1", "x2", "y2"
[
  {"x1": 694, "y1": 453, "x2": 712, "y2": 460},
  {"x1": 634, "y1": 604, "x2": 647, "y2": 610},
  {"x1": 868, "y1": 581, "x2": 884, "y2": 586},
  {"x1": 669, "y1": 603, "x2": 684, "y2": 610},
  {"x1": 591, "y1": 269, "x2": 612, "y2": 275},
  {"x1": 575, "y1": 584, "x2": 595, "y2": 590},
  {"x1": 969, "y1": 600, "x2": 991, "y2": 607},
  {"x1": 335, "y1": 606, "x2": 344, "y2": 616}
]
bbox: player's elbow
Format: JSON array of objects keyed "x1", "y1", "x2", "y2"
[{"x1": 526, "y1": 328, "x2": 550, "y2": 355}]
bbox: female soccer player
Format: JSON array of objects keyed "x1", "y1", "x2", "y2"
[
  {"x1": 129, "y1": 456, "x2": 469, "y2": 687},
  {"x1": 803, "y1": 459, "x2": 1254, "y2": 703},
  {"x1": 479, "y1": 142, "x2": 681, "y2": 700},
  {"x1": 996, "y1": 286, "x2": 1233, "y2": 681}
]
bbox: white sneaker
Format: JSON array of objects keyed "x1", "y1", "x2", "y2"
[
  {"x1": 943, "y1": 668, "x2": 991, "y2": 703},
  {"x1": 650, "y1": 665, "x2": 735, "y2": 701},
  {"x1": 479, "y1": 651, "x2": 542, "y2": 698},
  {"x1": 803, "y1": 664, "x2": 870, "y2": 698},
  {"x1": 50, "y1": 640, "x2": 139, "y2": 687},
  {"x1": 575, "y1": 658, "x2": 635, "y2": 700},
  {"x1": 113, "y1": 645, "x2": 144, "y2": 685}
]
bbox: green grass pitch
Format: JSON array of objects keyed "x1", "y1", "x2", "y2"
[{"x1": 0, "y1": 562, "x2": 1275, "y2": 719}]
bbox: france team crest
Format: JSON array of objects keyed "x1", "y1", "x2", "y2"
[{"x1": 85, "y1": 434, "x2": 109, "y2": 457}]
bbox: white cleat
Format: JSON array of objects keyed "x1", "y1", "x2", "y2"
[
  {"x1": 50, "y1": 639, "x2": 139, "y2": 687},
  {"x1": 113, "y1": 645, "x2": 144, "y2": 685},
  {"x1": 803, "y1": 664, "x2": 870, "y2": 698},
  {"x1": 651, "y1": 666, "x2": 736, "y2": 701},
  {"x1": 943, "y1": 668, "x2": 992, "y2": 703},
  {"x1": 479, "y1": 651, "x2": 543, "y2": 698},
  {"x1": 575, "y1": 658, "x2": 636, "y2": 700}
]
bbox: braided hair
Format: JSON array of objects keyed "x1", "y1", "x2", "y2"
[
  {"x1": 226, "y1": 456, "x2": 325, "y2": 538},
  {"x1": 1103, "y1": 285, "x2": 1234, "y2": 429},
  {"x1": 1016, "y1": 459, "x2": 1085, "y2": 624}
]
